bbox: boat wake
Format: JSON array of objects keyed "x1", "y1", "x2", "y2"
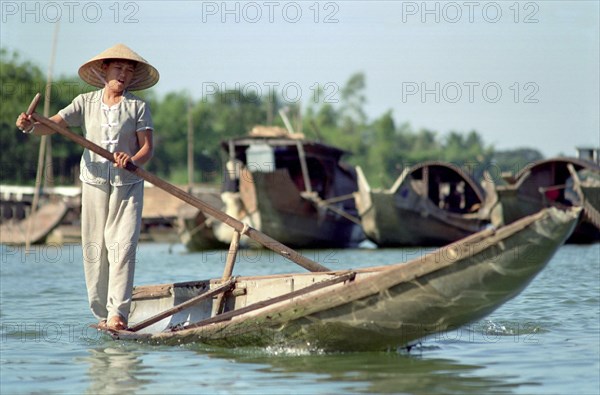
[
  {"x1": 264, "y1": 344, "x2": 326, "y2": 356},
  {"x1": 479, "y1": 320, "x2": 545, "y2": 337}
]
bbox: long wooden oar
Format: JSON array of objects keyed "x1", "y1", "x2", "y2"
[
  {"x1": 25, "y1": 94, "x2": 330, "y2": 273},
  {"x1": 24, "y1": 93, "x2": 44, "y2": 251}
]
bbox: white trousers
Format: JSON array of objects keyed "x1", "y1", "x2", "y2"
[{"x1": 81, "y1": 181, "x2": 143, "y2": 322}]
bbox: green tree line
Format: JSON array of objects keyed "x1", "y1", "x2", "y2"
[{"x1": 1, "y1": 49, "x2": 543, "y2": 188}]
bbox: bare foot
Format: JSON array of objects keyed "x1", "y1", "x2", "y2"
[
  {"x1": 107, "y1": 315, "x2": 127, "y2": 331},
  {"x1": 97, "y1": 319, "x2": 108, "y2": 330}
]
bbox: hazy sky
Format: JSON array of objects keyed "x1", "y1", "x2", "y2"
[{"x1": 2, "y1": 1, "x2": 599, "y2": 157}]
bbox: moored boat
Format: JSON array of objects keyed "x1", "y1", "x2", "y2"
[
  {"x1": 0, "y1": 199, "x2": 69, "y2": 245},
  {"x1": 106, "y1": 207, "x2": 579, "y2": 351},
  {"x1": 1, "y1": 185, "x2": 79, "y2": 245},
  {"x1": 209, "y1": 126, "x2": 364, "y2": 249},
  {"x1": 496, "y1": 157, "x2": 600, "y2": 243},
  {"x1": 354, "y1": 161, "x2": 496, "y2": 247}
]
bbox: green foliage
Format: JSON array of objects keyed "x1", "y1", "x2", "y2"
[
  {"x1": 1, "y1": 50, "x2": 543, "y2": 188},
  {"x1": 1, "y1": 49, "x2": 45, "y2": 183},
  {"x1": 0, "y1": 48, "x2": 97, "y2": 184}
]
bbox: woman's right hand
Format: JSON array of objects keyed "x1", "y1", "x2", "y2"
[{"x1": 16, "y1": 112, "x2": 34, "y2": 133}]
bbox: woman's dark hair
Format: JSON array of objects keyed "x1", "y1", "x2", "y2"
[{"x1": 102, "y1": 59, "x2": 138, "y2": 68}]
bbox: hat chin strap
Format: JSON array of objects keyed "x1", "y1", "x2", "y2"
[
  {"x1": 129, "y1": 76, "x2": 141, "y2": 87},
  {"x1": 91, "y1": 67, "x2": 107, "y2": 86}
]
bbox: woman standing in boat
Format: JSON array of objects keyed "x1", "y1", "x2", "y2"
[{"x1": 15, "y1": 44, "x2": 159, "y2": 331}]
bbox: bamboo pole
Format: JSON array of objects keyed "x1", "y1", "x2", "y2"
[
  {"x1": 295, "y1": 140, "x2": 313, "y2": 194},
  {"x1": 187, "y1": 96, "x2": 194, "y2": 191},
  {"x1": 26, "y1": 128, "x2": 48, "y2": 251},
  {"x1": 25, "y1": 24, "x2": 59, "y2": 251}
]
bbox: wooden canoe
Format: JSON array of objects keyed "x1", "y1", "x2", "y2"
[
  {"x1": 102, "y1": 207, "x2": 579, "y2": 351},
  {"x1": 0, "y1": 200, "x2": 68, "y2": 245}
]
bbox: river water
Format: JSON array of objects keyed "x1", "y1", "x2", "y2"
[{"x1": 1, "y1": 242, "x2": 598, "y2": 394}]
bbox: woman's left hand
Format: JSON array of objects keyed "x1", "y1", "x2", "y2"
[{"x1": 113, "y1": 151, "x2": 132, "y2": 168}]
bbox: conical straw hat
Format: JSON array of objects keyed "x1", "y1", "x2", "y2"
[{"x1": 78, "y1": 43, "x2": 159, "y2": 91}]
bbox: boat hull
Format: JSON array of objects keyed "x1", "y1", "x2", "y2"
[
  {"x1": 113, "y1": 207, "x2": 579, "y2": 351},
  {"x1": 252, "y1": 171, "x2": 362, "y2": 248},
  {"x1": 361, "y1": 191, "x2": 486, "y2": 247},
  {"x1": 354, "y1": 162, "x2": 493, "y2": 247}
]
